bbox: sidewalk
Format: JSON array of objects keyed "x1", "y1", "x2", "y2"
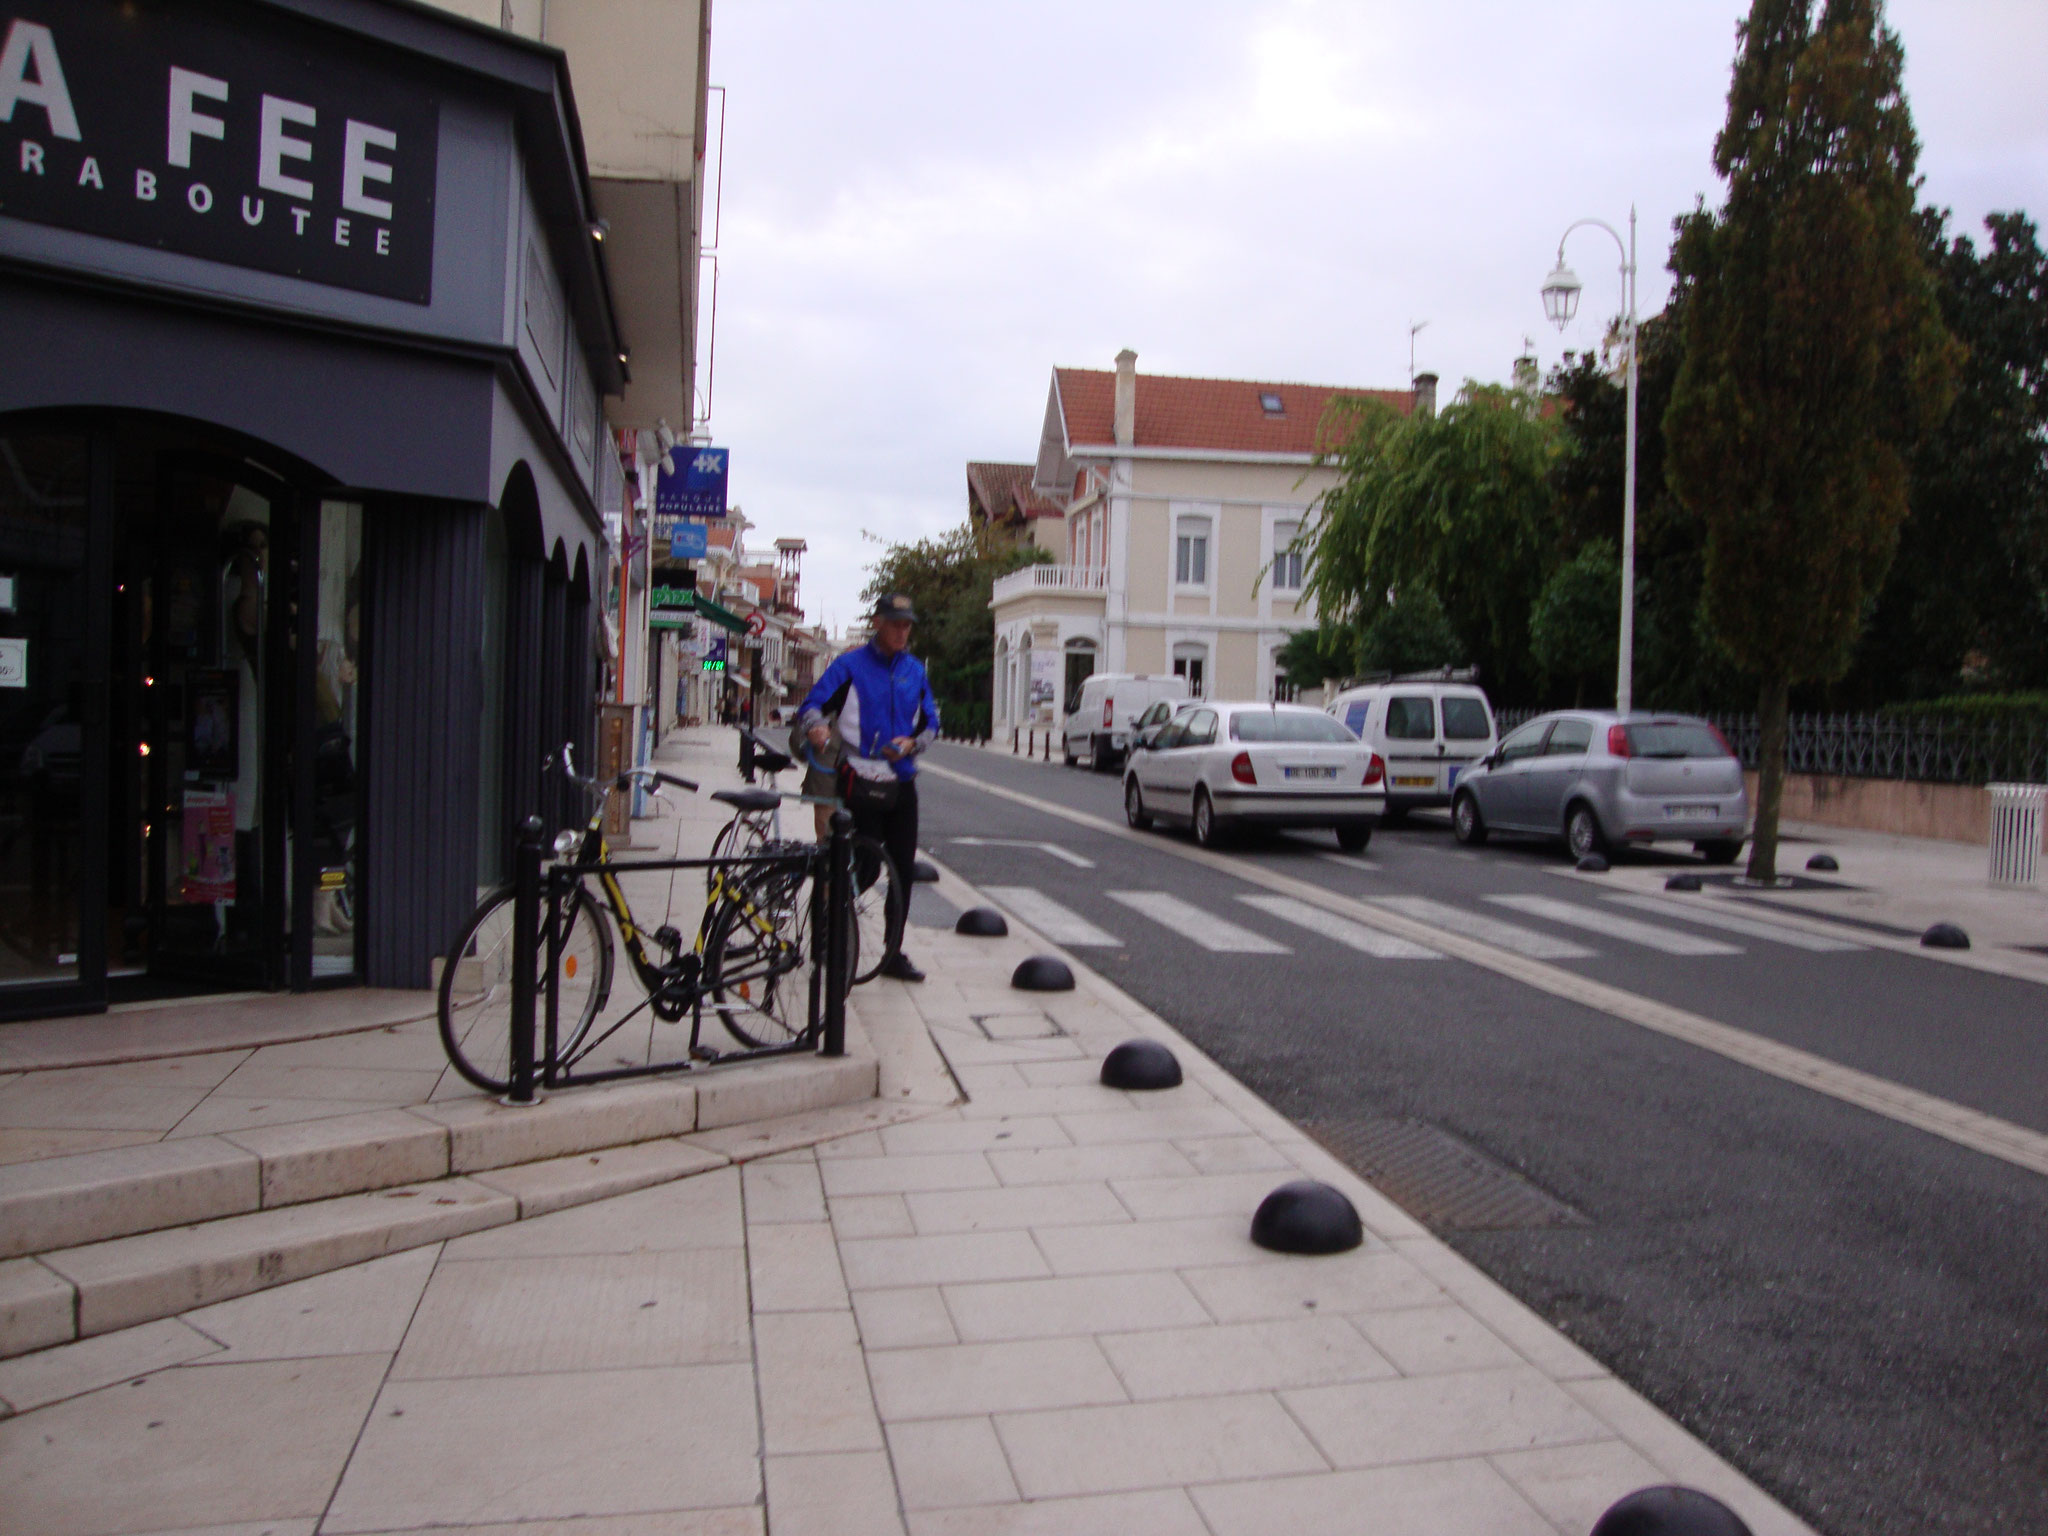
[{"x1": 0, "y1": 727, "x2": 1814, "y2": 1536}]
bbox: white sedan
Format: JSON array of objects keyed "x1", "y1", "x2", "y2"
[{"x1": 1123, "y1": 702, "x2": 1386, "y2": 850}]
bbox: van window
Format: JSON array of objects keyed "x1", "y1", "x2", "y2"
[
  {"x1": 1386, "y1": 696, "x2": 1435, "y2": 740},
  {"x1": 1232, "y1": 711, "x2": 1357, "y2": 743},
  {"x1": 1345, "y1": 701, "x2": 1370, "y2": 735},
  {"x1": 1441, "y1": 696, "x2": 1492, "y2": 740}
]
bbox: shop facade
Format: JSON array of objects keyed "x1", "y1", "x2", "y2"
[{"x1": 0, "y1": 0, "x2": 625, "y2": 1016}]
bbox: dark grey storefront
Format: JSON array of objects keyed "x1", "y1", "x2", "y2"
[{"x1": 0, "y1": 0, "x2": 624, "y2": 1017}]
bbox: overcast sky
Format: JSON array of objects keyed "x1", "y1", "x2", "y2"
[{"x1": 699, "y1": 1, "x2": 2048, "y2": 636}]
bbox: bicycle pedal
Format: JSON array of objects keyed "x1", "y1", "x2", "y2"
[{"x1": 654, "y1": 924, "x2": 684, "y2": 955}]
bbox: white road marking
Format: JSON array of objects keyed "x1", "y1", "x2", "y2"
[
  {"x1": 1604, "y1": 892, "x2": 1863, "y2": 952},
  {"x1": 949, "y1": 837, "x2": 1095, "y2": 868},
  {"x1": 1317, "y1": 852, "x2": 1381, "y2": 872},
  {"x1": 1107, "y1": 891, "x2": 1291, "y2": 954},
  {"x1": 1488, "y1": 894, "x2": 1741, "y2": 956},
  {"x1": 1239, "y1": 895, "x2": 1440, "y2": 958},
  {"x1": 981, "y1": 886, "x2": 1122, "y2": 947},
  {"x1": 1371, "y1": 896, "x2": 1598, "y2": 960}
]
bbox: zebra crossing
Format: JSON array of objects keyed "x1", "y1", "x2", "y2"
[{"x1": 973, "y1": 881, "x2": 1866, "y2": 964}]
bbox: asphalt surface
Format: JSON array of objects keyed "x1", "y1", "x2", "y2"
[{"x1": 910, "y1": 742, "x2": 2048, "y2": 1536}]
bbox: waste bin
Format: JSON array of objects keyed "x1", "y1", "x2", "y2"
[
  {"x1": 1987, "y1": 782, "x2": 2045, "y2": 887},
  {"x1": 597, "y1": 703, "x2": 635, "y2": 839}
]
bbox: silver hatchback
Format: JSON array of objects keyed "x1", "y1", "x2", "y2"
[{"x1": 1450, "y1": 712, "x2": 1749, "y2": 863}]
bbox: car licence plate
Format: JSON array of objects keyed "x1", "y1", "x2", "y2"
[
  {"x1": 1392, "y1": 775, "x2": 1435, "y2": 788},
  {"x1": 1664, "y1": 803, "x2": 1717, "y2": 821},
  {"x1": 1283, "y1": 766, "x2": 1337, "y2": 780}
]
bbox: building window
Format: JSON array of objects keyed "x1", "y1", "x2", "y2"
[
  {"x1": 1175, "y1": 520, "x2": 1209, "y2": 586},
  {"x1": 1172, "y1": 641, "x2": 1207, "y2": 698},
  {"x1": 1273, "y1": 519, "x2": 1303, "y2": 591}
]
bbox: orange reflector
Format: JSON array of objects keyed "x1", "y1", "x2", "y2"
[{"x1": 564, "y1": 955, "x2": 578, "y2": 979}]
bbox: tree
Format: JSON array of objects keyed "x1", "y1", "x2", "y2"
[
  {"x1": 1529, "y1": 540, "x2": 1620, "y2": 705},
  {"x1": 1276, "y1": 623, "x2": 1356, "y2": 694},
  {"x1": 860, "y1": 523, "x2": 1048, "y2": 738},
  {"x1": 1304, "y1": 386, "x2": 1562, "y2": 704},
  {"x1": 1357, "y1": 586, "x2": 1462, "y2": 676},
  {"x1": 1664, "y1": 0, "x2": 1959, "y2": 881}
]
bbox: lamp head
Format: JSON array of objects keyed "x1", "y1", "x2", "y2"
[{"x1": 1541, "y1": 261, "x2": 1582, "y2": 330}]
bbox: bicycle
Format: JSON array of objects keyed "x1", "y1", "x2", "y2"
[{"x1": 437, "y1": 746, "x2": 824, "y2": 1094}]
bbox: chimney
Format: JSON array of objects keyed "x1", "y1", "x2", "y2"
[
  {"x1": 1412, "y1": 371, "x2": 1438, "y2": 419},
  {"x1": 1113, "y1": 349, "x2": 1137, "y2": 448}
]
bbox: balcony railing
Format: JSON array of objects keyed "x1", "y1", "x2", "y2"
[{"x1": 990, "y1": 564, "x2": 1110, "y2": 605}]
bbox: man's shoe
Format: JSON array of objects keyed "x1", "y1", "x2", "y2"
[{"x1": 878, "y1": 952, "x2": 926, "y2": 983}]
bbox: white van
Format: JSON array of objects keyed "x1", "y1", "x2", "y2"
[
  {"x1": 1325, "y1": 678, "x2": 1497, "y2": 815},
  {"x1": 1064, "y1": 673, "x2": 1190, "y2": 771}
]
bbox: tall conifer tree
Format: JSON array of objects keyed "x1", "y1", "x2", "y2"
[{"x1": 1665, "y1": 0, "x2": 1958, "y2": 881}]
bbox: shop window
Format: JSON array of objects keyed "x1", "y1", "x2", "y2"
[{"x1": 312, "y1": 501, "x2": 362, "y2": 978}]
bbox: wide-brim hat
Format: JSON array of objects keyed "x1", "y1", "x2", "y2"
[{"x1": 872, "y1": 593, "x2": 918, "y2": 624}]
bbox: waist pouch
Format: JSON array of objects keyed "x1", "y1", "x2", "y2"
[{"x1": 839, "y1": 764, "x2": 903, "y2": 813}]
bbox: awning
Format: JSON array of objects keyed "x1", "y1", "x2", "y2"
[{"x1": 692, "y1": 593, "x2": 749, "y2": 634}]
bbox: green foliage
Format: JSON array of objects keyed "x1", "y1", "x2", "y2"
[
  {"x1": 860, "y1": 523, "x2": 1048, "y2": 733},
  {"x1": 1304, "y1": 386, "x2": 1562, "y2": 703},
  {"x1": 1529, "y1": 540, "x2": 1619, "y2": 705},
  {"x1": 1357, "y1": 586, "x2": 1461, "y2": 676},
  {"x1": 1276, "y1": 623, "x2": 1356, "y2": 691},
  {"x1": 1879, "y1": 692, "x2": 2048, "y2": 722},
  {"x1": 1665, "y1": 0, "x2": 1960, "y2": 689}
]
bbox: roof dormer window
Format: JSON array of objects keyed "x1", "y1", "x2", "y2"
[{"x1": 1259, "y1": 391, "x2": 1284, "y2": 415}]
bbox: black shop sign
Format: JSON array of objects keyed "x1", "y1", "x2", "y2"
[{"x1": 0, "y1": 2, "x2": 437, "y2": 304}]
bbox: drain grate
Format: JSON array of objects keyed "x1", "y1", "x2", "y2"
[{"x1": 1302, "y1": 1117, "x2": 1588, "y2": 1231}]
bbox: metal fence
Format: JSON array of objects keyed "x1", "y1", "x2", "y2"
[{"x1": 1491, "y1": 708, "x2": 2048, "y2": 787}]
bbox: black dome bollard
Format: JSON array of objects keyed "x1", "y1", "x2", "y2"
[
  {"x1": 911, "y1": 859, "x2": 941, "y2": 884},
  {"x1": 1590, "y1": 1485, "x2": 1753, "y2": 1536},
  {"x1": 1100, "y1": 1039, "x2": 1182, "y2": 1091},
  {"x1": 1806, "y1": 852, "x2": 1840, "y2": 872},
  {"x1": 1921, "y1": 922, "x2": 1970, "y2": 950},
  {"x1": 955, "y1": 907, "x2": 1009, "y2": 938},
  {"x1": 1665, "y1": 873, "x2": 1703, "y2": 892},
  {"x1": 1576, "y1": 853, "x2": 1610, "y2": 873},
  {"x1": 1250, "y1": 1180, "x2": 1362, "y2": 1255},
  {"x1": 1011, "y1": 955, "x2": 1075, "y2": 991}
]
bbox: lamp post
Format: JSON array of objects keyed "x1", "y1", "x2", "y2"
[{"x1": 1542, "y1": 208, "x2": 1638, "y2": 716}]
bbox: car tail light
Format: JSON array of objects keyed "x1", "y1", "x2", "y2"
[
  {"x1": 1363, "y1": 753, "x2": 1384, "y2": 785},
  {"x1": 1103, "y1": 697, "x2": 1114, "y2": 728},
  {"x1": 1607, "y1": 724, "x2": 1633, "y2": 758},
  {"x1": 1707, "y1": 722, "x2": 1734, "y2": 756},
  {"x1": 1230, "y1": 751, "x2": 1256, "y2": 785}
]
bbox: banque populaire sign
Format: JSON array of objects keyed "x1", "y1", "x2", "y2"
[{"x1": 0, "y1": 2, "x2": 438, "y2": 304}]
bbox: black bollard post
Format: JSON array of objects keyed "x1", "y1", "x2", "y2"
[
  {"x1": 507, "y1": 814, "x2": 544, "y2": 1105},
  {"x1": 822, "y1": 809, "x2": 853, "y2": 1057}
]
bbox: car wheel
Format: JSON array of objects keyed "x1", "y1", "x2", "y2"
[
  {"x1": 1062, "y1": 739, "x2": 1078, "y2": 768},
  {"x1": 1335, "y1": 823, "x2": 1372, "y2": 853},
  {"x1": 1452, "y1": 792, "x2": 1488, "y2": 846},
  {"x1": 1565, "y1": 801, "x2": 1607, "y2": 860},
  {"x1": 1124, "y1": 777, "x2": 1153, "y2": 830},
  {"x1": 1192, "y1": 787, "x2": 1225, "y2": 848},
  {"x1": 1696, "y1": 838, "x2": 1742, "y2": 865},
  {"x1": 1091, "y1": 735, "x2": 1116, "y2": 774}
]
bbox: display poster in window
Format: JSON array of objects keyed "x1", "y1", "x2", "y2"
[
  {"x1": 186, "y1": 669, "x2": 239, "y2": 779},
  {"x1": 179, "y1": 789, "x2": 236, "y2": 902},
  {"x1": 1029, "y1": 648, "x2": 1058, "y2": 714}
]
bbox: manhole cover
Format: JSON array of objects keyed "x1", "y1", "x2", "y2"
[{"x1": 1301, "y1": 1117, "x2": 1588, "y2": 1231}]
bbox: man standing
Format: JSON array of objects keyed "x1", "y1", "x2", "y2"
[{"x1": 799, "y1": 594, "x2": 940, "y2": 981}]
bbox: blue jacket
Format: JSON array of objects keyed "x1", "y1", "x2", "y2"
[{"x1": 798, "y1": 642, "x2": 941, "y2": 781}]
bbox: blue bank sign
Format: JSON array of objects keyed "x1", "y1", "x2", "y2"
[{"x1": 654, "y1": 446, "x2": 729, "y2": 519}]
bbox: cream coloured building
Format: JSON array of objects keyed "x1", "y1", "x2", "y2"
[{"x1": 991, "y1": 352, "x2": 1430, "y2": 728}]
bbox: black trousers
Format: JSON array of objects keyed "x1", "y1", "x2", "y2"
[{"x1": 848, "y1": 776, "x2": 918, "y2": 955}]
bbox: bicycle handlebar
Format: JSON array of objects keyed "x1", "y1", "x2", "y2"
[{"x1": 553, "y1": 743, "x2": 699, "y2": 798}]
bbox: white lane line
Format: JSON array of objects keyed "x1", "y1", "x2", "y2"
[
  {"x1": 981, "y1": 886, "x2": 1122, "y2": 947},
  {"x1": 1239, "y1": 895, "x2": 1441, "y2": 958},
  {"x1": 1604, "y1": 892, "x2": 1864, "y2": 952},
  {"x1": 949, "y1": 837, "x2": 1095, "y2": 868},
  {"x1": 1107, "y1": 891, "x2": 1291, "y2": 954},
  {"x1": 1317, "y1": 852, "x2": 1381, "y2": 872},
  {"x1": 1488, "y1": 894, "x2": 1741, "y2": 956},
  {"x1": 1371, "y1": 896, "x2": 1598, "y2": 960}
]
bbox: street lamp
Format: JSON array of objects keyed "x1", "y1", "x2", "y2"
[{"x1": 1542, "y1": 209, "x2": 1638, "y2": 716}]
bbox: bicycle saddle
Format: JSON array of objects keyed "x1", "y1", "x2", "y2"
[{"x1": 711, "y1": 788, "x2": 781, "y2": 812}]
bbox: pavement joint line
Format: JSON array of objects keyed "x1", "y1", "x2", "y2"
[{"x1": 922, "y1": 760, "x2": 2048, "y2": 1182}]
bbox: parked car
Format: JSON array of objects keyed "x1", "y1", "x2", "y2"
[
  {"x1": 1325, "y1": 678, "x2": 1496, "y2": 816},
  {"x1": 1123, "y1": 701, "x2": 1385, "y2": 850},
  {"x1": 1128, "y1": 695, "x2": 1201, "y2": 753},
  {"x1": 1450, "y1": 711, "x2": 1748, "y2": 862},
  {"x1": 1063, "y1": 672, "x2": 1189, "y2": 771}
]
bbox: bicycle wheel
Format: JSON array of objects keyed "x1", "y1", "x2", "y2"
[
  {"x1": 437, "y1": 883, "x2": 614, "y2": 1093},
  {"x1": 706, "y1": 812, "x2": 770, "y2": 896},
  {"x1": 703, "y1": 871, "x2": 813, "y2": 1050},
  {"x1": 847, "y1": 833, "x2": 906, "y2": 986}
]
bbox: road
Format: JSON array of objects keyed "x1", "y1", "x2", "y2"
[{"x1": 909, "y1": 742, "x2": 2048, "y2": 1536}]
